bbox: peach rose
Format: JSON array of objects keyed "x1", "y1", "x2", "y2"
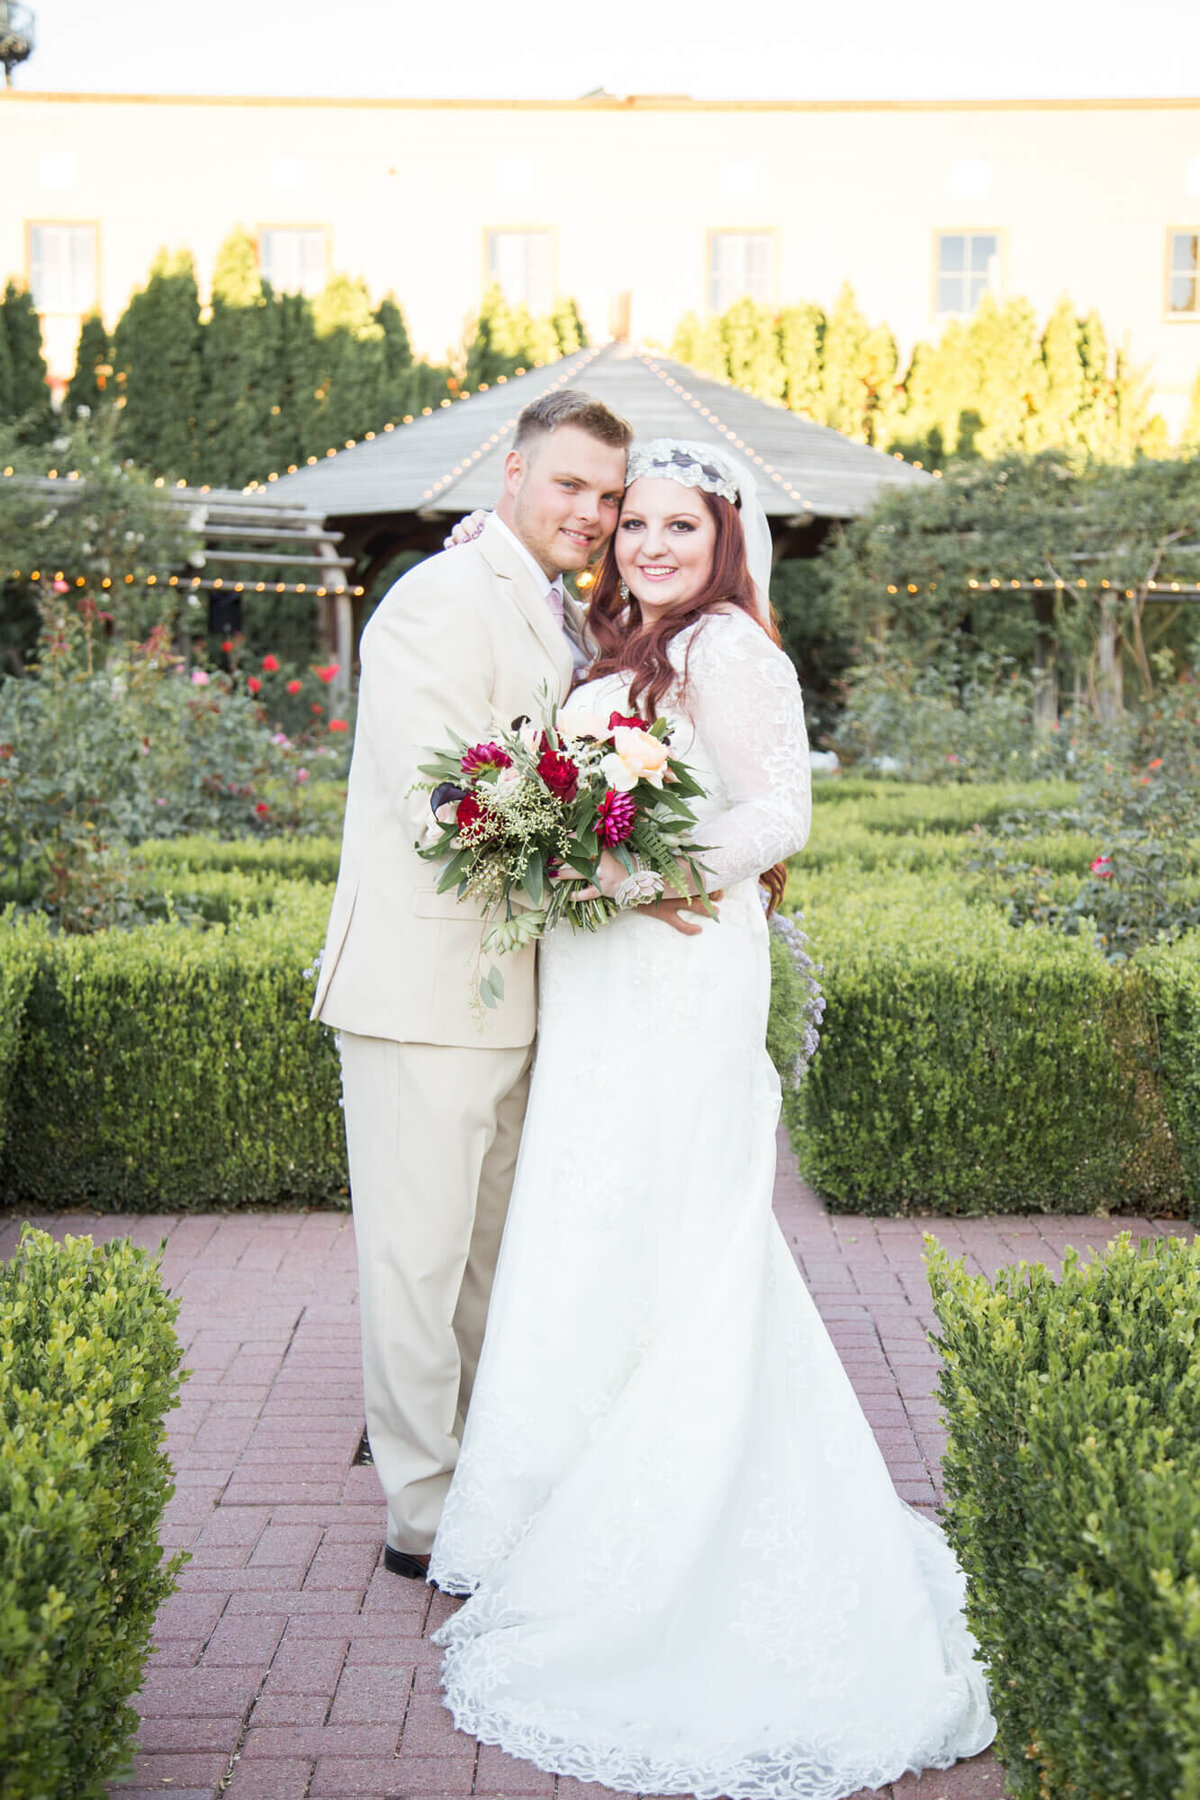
[{"x1": 599, "y1": 726, "x2": 671, "y2": 793}]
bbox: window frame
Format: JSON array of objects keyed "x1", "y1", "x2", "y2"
[
  {"x1": 931, "y1": 227, "x2": 1006, "y2": 321},
  {"x1": 481, "y1": 226, "x2": 558, "y2": 315},
  {"x1": 255, "y1": 223, "x2": 332, "y2": 298},
  {"x1": 1164, "y1": 227, "x2": 1200, "y2": 321},
  {"x1": 25, "y1": 219, "x2": 101, "y2": 316},
  {"x1": 704, "y1": 226, "x2": 780, "y2": 314}
]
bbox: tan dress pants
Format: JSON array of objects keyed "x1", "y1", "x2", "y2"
[{"x1": 338, "y1": 1031, "x2": 533, "y2": 1554}]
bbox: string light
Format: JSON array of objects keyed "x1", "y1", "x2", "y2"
[{"x1": 2, "y1": 570, "x2": 367, "y2": 598}]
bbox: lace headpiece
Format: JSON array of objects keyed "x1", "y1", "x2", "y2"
[
  {"x1": 625, "y1": 440, "x2": 741, "y2": 506},
  {"x1": 623, "y1": 436, "x2": 774, "y2": 624}
]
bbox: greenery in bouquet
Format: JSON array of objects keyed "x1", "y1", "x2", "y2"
[{"x1": 416, "y1": 696, "x2": 712, "y2": 1006}]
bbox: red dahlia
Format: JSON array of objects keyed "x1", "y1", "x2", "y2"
[
  {"x1": 461, "y1": 741, "x2": 513, "y2": 776},
  {"x1": 596, "y1": 788, "x2": 637, "y2": 846},
  {"x1": 537, "y1": 747, "x2": 579, "y2": 802}
]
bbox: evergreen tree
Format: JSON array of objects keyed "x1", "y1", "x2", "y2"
[
  {"x1": 198, "y1": 226, "x2": 279, "y2": 488},
  {"x1": 265, "y1": 288, "x2": 322, "y2": 470},
  {"x1": 1074, "y1": 310, "x2": 1116, "y2": 458},
  {"x1": 64, "y1": 313, "x2": 112, "y2": 419},
  {"x1": 1181, "y1": 366, "x2": 1200, "y2": 452},
  {"x1": 113, "y1": 250, "x2": 204, "y2": 482},
  {"x1": 465, "y1": 283, "x2": 520, "y2": 388},
  {"x1": 0, "y1": 301, "x2": 14, "y2": 421},
  {"x1": 524, "y1": 312, "x2": 561, "y2": 368},
  {"x1": 721, "y1": 298, "x2": 784, "y2": 403},
  {"x1": 1, "y1": 281, "x2": 53, "y2": 441},
  {"x1": 965, "y1": 296, "x2": 1045, "y2": 457},
  {"x1": 375, "y1": 293, "x2": 415, "y2": 419},
  {"x1": 778, "y1": 302, "x2": 824, "y2": 419},
  {"x1": 1037, "y1": 296, "x2": 1085, "y2": 451},
  {"x1": 820, "y1": 285, "x2": 894, "y2": 443},
  {"x1": 551, "y1": 296, "x2": 587, "y2": 355},
  {"x1": 312, "y1": 272, "x2": 386, "y2": 449}
]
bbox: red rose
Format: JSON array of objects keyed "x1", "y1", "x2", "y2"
[
  {"x1": 261, "y1": 653, "x2": 281, "y2": 674},
  {"x1": 255, "y1": 802, "x2": 269, "y2": 816},
  {"x1": 608, "y1": 711, "x2": 646, "y2": 734},
  {"x1": 286, "y1": 678, "x2": 302, "y2": 695},
  {"x1": 315, "y1": 663, "x2": 340, "y2": 684},
  {"x1": 311, "y1": 703, "x2": 324, "y2": 715},
  {"x1": 247, "y1": 676, "x2": 262, "y2": 695},
  {"x1": 221, "y1": 638, "x2": 234, "y2": 653},
  {"x1": 328, "y1": 718, "x2": 349, "y2": 732},
  {"x1": 1090, "y1": 855, "x2": 1113, "y2": 878},
  {"x1": 537, "y1": 746, "x2": 579, "y2": 803}
]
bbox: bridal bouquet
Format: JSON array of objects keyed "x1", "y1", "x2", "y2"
[{"x1": 415, "y1": 696, "x2": 712, "y2": 1006}]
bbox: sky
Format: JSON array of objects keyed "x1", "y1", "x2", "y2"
[{"x1": 9, "y1": 0, "x2": 1200, "y2": 101}]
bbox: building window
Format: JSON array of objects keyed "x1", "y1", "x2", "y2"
[
  {"x1": 935, "y1": 232, "x2": 1000, "y2": 315},
  {"x1": 1167, "y1": 231, "x2": 1199, "y2": 314},
  {"x1": 29, "y1": 223, "x2": 97, "y2": 313},
  {"x1": 258, "y1": 228, "x2": 328, "y2": 296},
  {"x1": 486, "y1": 230, "x2": 552, "y2": 314},
  {"x1": 708, "y1": 231, "x2": 775, "y2": 312}
]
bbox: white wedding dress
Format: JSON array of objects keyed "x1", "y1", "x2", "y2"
[{"x1": 429, "y1": 610, "x2": 995, "y2": 1799}]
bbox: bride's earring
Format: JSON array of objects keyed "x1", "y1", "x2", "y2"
[{"x1": 619, "y1": 579, "x2": 630, "y2": 604}]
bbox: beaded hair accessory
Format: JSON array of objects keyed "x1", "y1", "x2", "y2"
[{"x1": 624, "y1": 440, "x2": 741, "y2": 506}]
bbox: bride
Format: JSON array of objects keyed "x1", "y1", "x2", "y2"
[{"x1": 428, "y1": 439, "x2": 995, "y2": 1800}]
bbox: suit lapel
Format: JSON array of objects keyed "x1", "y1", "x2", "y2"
[
  {"x1": 561, "y1": 590, "x2": 592, "y2": 666},
  {"x1": 478, "y1": 519, "x2": 574, "y2": 696}
]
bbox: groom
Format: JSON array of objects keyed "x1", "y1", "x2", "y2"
[{"x1": 313, "y1": 389, "x2": 704, "y2": 1577}]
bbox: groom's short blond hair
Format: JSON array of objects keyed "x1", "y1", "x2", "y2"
[{"x1": 513, "y1": 389, "x2": 633, "y2": 454}]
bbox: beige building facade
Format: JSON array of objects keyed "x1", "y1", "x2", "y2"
[{"x1": 2, "y1": 90, "x2": 1199, "y2": 432}]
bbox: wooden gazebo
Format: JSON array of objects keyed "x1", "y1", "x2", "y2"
[{"x1": 266, "y1": 339, "x2": 932, "y2": 669}]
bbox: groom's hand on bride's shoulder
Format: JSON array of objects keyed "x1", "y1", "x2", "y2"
[
  {"x1": 643, "y1": 892, "x2": 722, "y2": 936},
  {"x1": 444, "y1": 510, "x2": 490, "y2": 549}
]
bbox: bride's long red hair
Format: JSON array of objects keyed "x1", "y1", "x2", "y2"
[{"x1": 583, "y1": 489, "x2": 788, "y2": 913}]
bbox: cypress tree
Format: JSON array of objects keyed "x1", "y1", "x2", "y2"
[
  {"x1": 551, "y1": 296, "x2": 587, "y2": 355},
  {"x1": 465, "y1": 284, "x2": 520, "y2": 388},
  {"x1": 312, "y1": 273, "x2": 386, "y2": 450},
  {"x1": 1075, "y1": 310, "x2": 1116, "y2": 458},
  {"x1": 198, "y1": 226, "x2": 278, "y2": 488},
  {"x1": 721, "y1": 298, "x2": 784, "y2": 402},
  {"x1": 1037, "y1": 296, "x2": 1086, "y2": 451},
  {"x1": 113, "y1": 250, "x2": 204, "y2": 482},
  {"x1": 0, "y1": 301, "x2": 14, "y2": 421},
  {"x1": 778, "y1": 302, "x2": 824, "y2": 420},
  {"x1": 1, "y1": 281, "x2": 53, "y2": 441},
  {"x1": 820, "y1": 284, "x2": 891, "y2": 443},
  {"x1": 375, "y1": 293, "x2": 415, "y2": 418},
  {"x1": 265, "y1": 288, "x2": 322, "y2": 470},
  {"x1": 966, "y1": 296, "x2": 1045, "y2": 457},
  {"x1": 64, "y1": 312, "x2": 112, "y2": 419},
  {"x1": 1181, "y1": 367, "x2": 1200, "y2": 453}
]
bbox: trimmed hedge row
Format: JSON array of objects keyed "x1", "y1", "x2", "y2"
[
  {"x1": 786, "y1": 870, "x2": 1189, "y2": 1216},
  {"x1": 0, "y1": 882, "x2": 347, "y2": 1212},
  {"x1": 0, "y1": 1227, "x2": 185, "y2": 1798},
  {"x1": 928, "y1": 1232, "x2": 1200, "y2": 1800},
  {"x1": 138, "y1": 833, "x2": 341, "y2": 885}
]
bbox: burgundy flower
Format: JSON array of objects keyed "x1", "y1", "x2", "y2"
[
  {"x1": 537, "y1": 746, "x2": 579, "y2": 803},
  {"x1": 607, "y1": 711, "x2": 646, "y2": 734},
  {"x1": 1090, "y1": 854, "x2": 1114, "y2": 879},
  {"x1": 596, "y1": 788, "x2": 637, "y2": 847},
  {"x1": 456, "y1": 792, "x2": 496, "y2": 837},
  {"x1": 461, "y1": 741, "x2": 513, "y2": 777}
]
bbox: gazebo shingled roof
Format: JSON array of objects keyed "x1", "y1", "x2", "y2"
[{"x1": 269, "y1": 339, "x2": 929, "y2": 536}]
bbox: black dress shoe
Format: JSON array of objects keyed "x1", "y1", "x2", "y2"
[{"x1": 383, "y1": 1544, "x2": 431, "y2": 1580}]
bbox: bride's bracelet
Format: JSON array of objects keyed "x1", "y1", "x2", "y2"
[{"x1": 613, "y1": 862, "x2": 666, "y2": 909}]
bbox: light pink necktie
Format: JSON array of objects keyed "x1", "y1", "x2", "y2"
[{"x1": 547, "y1": 581, "x2": 565, "y2": 628}]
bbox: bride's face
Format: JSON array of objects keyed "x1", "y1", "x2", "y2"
[{"x1": 614, "y1": 478, "x2": 716, "y2": 621}]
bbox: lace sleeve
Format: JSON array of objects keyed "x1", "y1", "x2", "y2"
[{"x1": 676, "y1": 612, "x2": 812, "y2": 890}]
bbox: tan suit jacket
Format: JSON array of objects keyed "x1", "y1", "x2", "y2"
[{"x1": 313, "y1": 517, "x2": 583, "y2": 1048}]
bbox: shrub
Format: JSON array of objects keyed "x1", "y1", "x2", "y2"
[
  {"x1": 1141, "y1": 934, "x2": 1200, "y2": 1219},
  {"x1": 787, "y1": 870, "x2": 1183, "y2": 1214},
  {"x1": 137, "y1": 831, "x2": 341, "y2": 885},
  {"x1": 0, "y1": 913, "x2": 42, "y2": 1161},
  {"x1": 0, "y1": 882, "x2": 347, "y2": 1211},
  {"x1": 0, "y1": 1228, "x2": 186, "y2": 1798},
  {"x1": 927, "y1": 1232, "x2": 1200, "y2": 1800}
]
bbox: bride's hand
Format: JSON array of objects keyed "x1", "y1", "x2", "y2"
[
  {"x1": 443, "y1": 509, "x2": 490, "y2": 549},
  {"x1": 550, "y1": 847, "x2": 625, "y2": 903}
]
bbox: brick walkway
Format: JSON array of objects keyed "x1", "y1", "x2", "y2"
[{"x1": 3, "y1": 1136, "x2": 1189, "y2": 1800}]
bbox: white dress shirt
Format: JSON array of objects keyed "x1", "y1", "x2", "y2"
[{"x1": 489, "y1": 513, "x2": 573, "y2": 646}]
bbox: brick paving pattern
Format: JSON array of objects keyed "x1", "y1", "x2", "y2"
[{"x1": 3, "y1": 1133, "x2": 1190, "y2": 1800}]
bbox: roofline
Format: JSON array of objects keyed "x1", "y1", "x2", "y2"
[{"x1": 2, "y1": 90, "x2": 1199, "y2": 113}]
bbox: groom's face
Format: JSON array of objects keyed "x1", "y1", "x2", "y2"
[{"x1": 500, "y1": 426, "x2": 627, "y2": 580}]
